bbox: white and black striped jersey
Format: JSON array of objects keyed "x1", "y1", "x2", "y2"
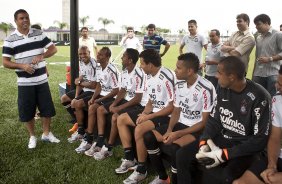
[
  {"x1": 96, "y1": 62, "x2": 119, "y2": 96},
  {"x1": 79, "y1": 58, "x2": 98, "y2": 92},
  {"x1": 201, "y1": 79, "x2": 271, "y2": 159},
  {"x1": 174, "y1": 76, "x2": 216, "y2": 127},
  {"x1": 2, "y1": 28, "x2": 53, "y2": 86},
  {"x1": 121, "y1": 66, "x2": 148, "y2": 106},
  {"x1": 272, "y1": 93, "x2": 282, "y2": 158},
  {"x1": 147, "y1": 66, "x2": 175, "y2": 112}
]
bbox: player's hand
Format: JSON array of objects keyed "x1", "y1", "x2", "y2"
[
  {"x1": 163, "y1": 131, "x2": 178, "y2": 144},
  {"x1": 88, "y1": 97, "x2": 95, "y2": 105},
  {"x1": 31, "y1": 54, "x2": 43, "y2": 65},
  {"x1": 110, "y1": 106, "x2": 119, "y2": 114},
  {"x1": 136, "y1": 114, "x2": 149, "y2": 125},
  {"x1": 23, "y1": 64, "x2": 36, "y2": 74},
  {"x1": 257, "y1": 56, "x2": 271, "y2": 64},
  {"x1": 261, "y1": 167, "x2": 277, "y2": 184},
  {"x1": 94, "y1": 98, "x2": 102, "y2": 104}
]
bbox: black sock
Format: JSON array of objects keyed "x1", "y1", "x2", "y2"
[
  {"x1": 136, "y1": 162, "x2": 146, "y2": 174},
  {"x1": 106, "y1": 144, "x2": 113, "y2": 151},
  {"x1": 171, "y1": 172, "x2": 177, "y2": 184},
  {"x1": 149, "y1": 150, "x2": 167, "y2": 180},
  {"x1": 124, "y1": 147, "x2": 135, "y2": 161},
  {"x1": 77, "y1": 125, "x2": 85, "y2": 135},
  {"x1": 96, "y1": 135, "x2": 104, "y2": 148},
  {"x1": 86, "y1": 133, "x2": 94, "y2": 144},
  {"x1": 62, "y1": 102, "x2": 76, "y2": 122}
]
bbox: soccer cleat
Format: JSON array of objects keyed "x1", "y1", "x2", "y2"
[
  {"x1": 67, "y1": 131, "x2": 83, "y2": 143},
  {"x1": 123, "y1": 170, "x2": 147, "y2": 184},
  {"x1": 115, "y1": 158, "x2": 137, "y2": 174},
  {"x1": 84, "y1": 142, "x2": 100, "y2": 157},
  {"x1": 93, "y1": 145, "x2": 113, "y2": 161},
  {"x1": 41, "y1": 132, "x2": 60, "y2": 143},
  {"x1": 149, "y1": 176, "x2": 170, "y2": 184},
  {"x1": 75, "y1": 140, "x2": 91, "y2": 153},
  {"x1": 28, "y1": 136, "x2": 37, "y2": 149},
  {"x1": 68, "y1": 122, "x2": 78, "y2": 133}
]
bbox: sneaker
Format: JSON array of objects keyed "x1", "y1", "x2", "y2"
[
  {"x1": 41, "y1": 132, "x2": 60, "y2": 143},
  {"x1": 28, "y1": 136, "x2": 37, "y2": 149},
  {"x1": 67, "y1": 131, "x2": 83, "y2": 143},
  {"x1": 93, "y1": 145, "x2": 113, "y2": 160},
  {"x1": 115, "y1": 158, "x2": 137, "y2": 174},
  {"x1": 123, "y1": 170, "x2": 147, "y2": 184},
  {"x1": 68, "y1": 122, "x2": 78, "y2": 133},
  {"x1": 84, "y1": 142, "x2": 101, "y2": 157},
  {"x1": 75, "y1": 140, "x2": 91, "y2": 153},
  {"x1": 149, "y1": 176, "x2": 170, "y2": 184}
]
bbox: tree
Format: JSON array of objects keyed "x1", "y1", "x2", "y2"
[
  {"x1": 80, "y1": 16, "x2": 89, "y2": 27},
  {"x1": 98, "y1": 17, "x2": 114, "y2": 39},
  {"x1": 53, "y1": 20, "x2": 68, "y2": 30},
  {"x1": 0, "y1": 22, "x2": 13, "y2": 37},
  {"x1": 178, "y1": 29, "x2": 186, "y2": 35}
]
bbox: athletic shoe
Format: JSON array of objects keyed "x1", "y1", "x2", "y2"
[
  {"x1": 149, "y1": 176, "x2": 170, "y2": 184},
  {"x1": 67, "y1": 131, "x2": 83, "y2": 143},
  {"x1": 115, "y1": 158, "x2": 137, "y2": 174},
  {"x1": 41, "y1": 132, "x2": 60, "y2": 143},
  {"x1": 123, "y1": 170, "x2": 147, "y2": 184},
  {"x1": 84, "y1": 142, "x2": 101, "y2": 156},
  {"x1": 75, "y1": 140, "x2": 91, "y2": 153},
  {"x1": 68, "y1": 122, "x2": 78, "y2": 133},
  {"x1": 28, "y1": 136, "x2": 37, "y2": 149},
  {"x1": 93, "y1": 145, "x2": 113, "y2": 160}
]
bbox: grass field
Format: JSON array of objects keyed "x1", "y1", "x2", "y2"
[{"x1": 0, "y1": 44, "x2": 256, "y2": 184}]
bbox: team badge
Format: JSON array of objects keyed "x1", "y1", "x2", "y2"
[
  {"x1": 194, "y1": 38, "x2": 198, "y2": 42},
  {"x1": 152, "y1": 40, "x2": 156, "y2": 45},
  {"x1": 152, "y1": 89, "x2": 155, "y2": 93},
  {"x1": 104, "y1": 75, "x2": 108, "y2": 81},
  {"x1": 240, "y1": 100, "x2": 248, "y2": 115},
  {"x1": 185, "y1": 98, "x2": 189, "y2": 103},
  {"x1": 193, "y1": 93, "x2": 198, "y2": 102},
  {"x1": 157, "y1": 85, "x2": 161, "y2": 92}
]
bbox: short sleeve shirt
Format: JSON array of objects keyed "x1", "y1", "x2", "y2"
[{"x1": 79, "y1": 58, "x2": 97, "y2": 92}]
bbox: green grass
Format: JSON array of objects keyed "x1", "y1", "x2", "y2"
[{"x1": 0, "y1": 44, "x2": 255, "y2": 184}]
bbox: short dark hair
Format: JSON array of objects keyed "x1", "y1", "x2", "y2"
[
  {"x1": 14, "y1": 9, "x2": 28, "y2": 20},
  {"x1": 126, "y1": 48, "x2": 139, "y2": 64},
  {"x1": 219, "y1": 56, "x2": 246, "y2": 80},
  {"x1": 80, "y1": 27, "x2": 88, "y2": 32},
  {"x1": 100, "y1": 47, "x2": 111, "y2": 58},
  {"x1": 178, "y1": 53, "x2": 199, "y2": 73},
  {"x1": 139, "y1": 49, "x2": 161, "y2": 67},
  {"x1": 254, "y1": 14, "x2": 271, "y2": 25},
  {"x1": 31, "y1": 24, "x2": 41, "y2": 30},
  {"x1": 211, "y1": 29, "x2": 220, "y2": 36},
  {"x1": 236, "y1": 13, "x2": 250, "y2": 26},
  {"x1": 147, "y1": 24, "x2": 156, "y2": 30},
  {"x1": 279, "y1": 65, "x2": 282, "y2": 75},
  {"x1": 188, "y1": 19, "x2": 197, "y2": 25},
  {"x1": 127, "y1": 26, "x2": 134, "y2": 31}
]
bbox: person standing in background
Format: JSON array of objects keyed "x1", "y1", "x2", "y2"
[
  {"x1": 79, "y1": 27, "x2": 98, "y2": 60},
  {"x1": 120, "y1": 27, "x2": 142, "y2": 53}
]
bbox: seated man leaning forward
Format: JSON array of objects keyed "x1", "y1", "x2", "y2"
[
  {"x1": 117, "y1": 49, "x2": 175, "y2": 184},
  {"x1": 143, "y1": 52, "x2": 216, "y2": 184},
  {"x1": 195, "y1": 56, "x2": 271, "y2": 184}
]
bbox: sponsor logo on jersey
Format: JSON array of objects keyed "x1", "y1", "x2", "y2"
[
  {"x1": 247, "y1": 92, "x2": 255, "y2": 101},
  {"x1": 203, "y1": 90, "x2": 208, "y2": 110},
  {"x1": 159, "y1": 74, "x2": 164, "y2": 80},
  {"x1": 219, "y1": 107, "x2": 246, "y2": 135},
  {"x1": 165, "y1": 81, "x2": 173, "y2": 99},
  {"x1": 261, "y1": 100, "x2": 267, "y2": 106},
  {"x1": 254, "y1": 107, "x2": 261, "y2": 135}
]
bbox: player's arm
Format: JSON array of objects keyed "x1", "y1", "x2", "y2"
[
  {"x1": 179, "y1": 43, "x2": 185, "y2": 55},
  {"x1": 116, "y1": 93, "x2": 142, "y2": 111},
  {"x1": 110, "y1": 87, "x2": 127, "y2": 107},
  {"x1": 266, "y1": 125, "x2": 281, "y2": 170},
  {"x1": 160, "y1": 41, "x2": 170, "y2": 57}
]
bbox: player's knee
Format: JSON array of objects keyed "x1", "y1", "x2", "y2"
[
  {"x1": 61, "y1": 94, "x2": 69, "y2": 103},
  {"x1": 117, "y1": 114, "x2": 127, "y2": 127},
  {"x1": 143, "y1": 131, "x2": 157, "y2": 149},
  {"x1": 97, "y1": 105, "x2": 106, "y2": 115}
]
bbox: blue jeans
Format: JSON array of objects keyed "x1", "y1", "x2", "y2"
[{"x1": 252, "y1": 75, "x2": 277, "y2": 96}]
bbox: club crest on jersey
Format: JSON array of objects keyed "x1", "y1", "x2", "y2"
[
  {"x1": 240, "y1": 100, "x2": 248, "y2": 115},
  {"x1": 157, "y1": 85, "x2": 161, "y2": 92},
  {"x1": 104, "y1": 75, "x2": 108, "y2": 81},
  {"x1": 152, "y1": 88, "x2": 155, "y2": 93},
  {"x1": 185, "y1": 98, "x2": 189, "y2": 103},
  {"x1": 193, "y1": 93, "x2": 198, "y2": 102},
  {"x1": 194, "y1": 38, "x2": 198, "y2": 42}
]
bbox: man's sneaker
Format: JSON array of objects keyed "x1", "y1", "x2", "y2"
[
  {"x1": 123, "y1": 170, "x2": 147, "y2": 184},
  {"x1": 75, "y1": 140, "x2": 91, "y2": 153},
  {"x1": 68, "y1": 122, "x2": 78, "y2": 133},
  {"x1": 41, "y1": 132, "x2": 60, "y2": 143},
  {"x1": 84, "y1": 142, "x2": 101, "y2": 157},
  {"x1": 115, "y1": 158, "x2": 137, "y2": 174},
  {"x1": 93, "y1": 145, "x2": 113, "y2": 160},
  {"x1": 67, "y1": 131, "x2": 83, "y2": 143},
  {"x1": 28, "y1": 136, "x2": 37, "y2": 149},
  {"x1": 149, "y1": 176, "x2": 170, "y2": 184}
]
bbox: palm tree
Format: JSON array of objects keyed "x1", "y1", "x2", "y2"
[
  {"x1": 98, "y1": 17, "x2": 114, "y2": 39},
  {"x1": 53, "y1": 20, "x2": 68, "y2": 30},
  {"x1": 80, "y1": 16, "x2": 89, "y2": 27},
  {"x1": 0, "y1": 22, "x2": 13, "y2": 37}
]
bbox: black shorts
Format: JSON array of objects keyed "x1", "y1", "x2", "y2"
[
  {"x1": 102, "y1": 99, "x2": 129, "y2": 113},
  {"x1": 145, "y1": 114, "x2": 170, "y2": 128},
  {"x1": 18, "y1": 82, "x2": 55, "y2": 122},
  {"x1": 124, "y1": 106, "x2": 145, "y2": 123},
  {"x1": 96, "y1": 97, "x2": 115, "y2": 106},
  {"x1": 66, "y1": 90, "x2": 94, "y2": 106}
]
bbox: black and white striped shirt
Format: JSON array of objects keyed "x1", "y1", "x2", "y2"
[{"x1": 2, "y1": 28, "x2": 53, "y2": 86}]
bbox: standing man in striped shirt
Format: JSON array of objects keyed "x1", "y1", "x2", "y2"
[
  {"x1": 143, "y1": 24, "x2": 170, "y2": 57},
  {"x1": 2, "y1": 9, "x2": 60, "y2": 149},
  {"x1": 253, "y1": 14, "x2": 282, "y2": 96}
]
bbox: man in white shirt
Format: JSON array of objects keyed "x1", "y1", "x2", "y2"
[
  {"x1": 79, "y1": 27, "x2": 98, "y2": 59},
  {"x1": 120, "y1": 27, "x2": 142, "y2": 53}
]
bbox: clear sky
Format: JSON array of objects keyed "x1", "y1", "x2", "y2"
[{"x1": 1, "y1": 0, "x2": 281, "y2": 36}]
